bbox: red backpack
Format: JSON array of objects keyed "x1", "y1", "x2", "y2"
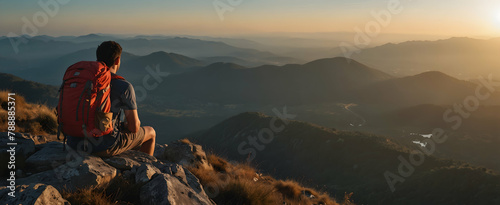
[{"x1": 57, "y1": 61, "x2": 114, "y2": 140}]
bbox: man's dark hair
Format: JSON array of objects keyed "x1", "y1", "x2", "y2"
[{"x1": 96, "y1": 41, "x2": 122, "y2": 67}]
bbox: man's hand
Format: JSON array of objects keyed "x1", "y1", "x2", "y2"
[{"x1": 124, "y1": 109, "x2": 141, "y2": 133}]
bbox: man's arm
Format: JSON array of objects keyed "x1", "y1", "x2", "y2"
[{"x1": 124, "y1": 109, "x2": 141, "y2": 133}]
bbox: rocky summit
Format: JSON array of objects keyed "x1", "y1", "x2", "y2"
[{"x1": 0, "y1": 132, "x2": 215, "y2": 205}]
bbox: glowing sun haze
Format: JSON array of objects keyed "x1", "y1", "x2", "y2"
[{"x1": 1, "y1": 0, "x2": 499, "y2": 39}]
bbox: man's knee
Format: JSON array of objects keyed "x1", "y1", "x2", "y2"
[{"x1": 143, "y1": 126, "x2": 156, "y2": 140}]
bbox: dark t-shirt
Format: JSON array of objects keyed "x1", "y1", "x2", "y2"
[
  {"x1": 109, "y1": 74, "x2": 138, "y2": 136},
  {"x1": 66, "y1": 73, "x2": 137, "y2": 152}
]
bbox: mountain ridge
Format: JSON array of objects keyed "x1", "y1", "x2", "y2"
[
  {"x1": 192, "y1": 111, "x2": 500, "y2": 204},
  {"x1": 0, "y1": 72, "x2": 58, "y2": 105},
  {"x1": 151, "y1": 56, "x2": 392, "y2": 105},
  {"x1": 354, "y1": 70, "x2": 478, "y2": 106},
  {"x1": 352, "y1": 37, "x2": 500, "y2": 78}
]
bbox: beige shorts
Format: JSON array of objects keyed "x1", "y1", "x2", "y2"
[{"x1": 95, "y1": 127, "x2": 146, "y2": 157}]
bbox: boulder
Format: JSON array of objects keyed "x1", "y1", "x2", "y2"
[
  {"x1": 0, "y1": 132, "x2": 36, "y2": 156},
  {"x1": 0, "y1": 183, "x2": 70, "y2": 205},
  {"x1": 122, "y1": 170, "x2": 134, "y2": 180},
  {"x1": 158, "y1": 163, "x2": 191, "y2": 187},
  {"x1": 9, "y1": 136, "x2": 217, "y2": 204},
  {"x1": 154, "y1": 143, "x2": 168, "y2": 159},
  {"x1": 135, "y1": 163, "x2": 161, "y2": 183},
  {"x1": 184, "y1": 168, "x2": 205, "y2": 194},
  {"x1": 114, "y1": 150, "x2": 157, "y2": 164},
  {"x1": 19, "y1": 156, "x2": 117, "y2": 192},
  {"x1": 164, "y1": 164, "x2": 205, "y2": 194},
  {"x1": 0, "y1": 132, "x2": 36, "y2": 175},
  {"x1": 140, "y1": 173, "x2": 214, "y2": 205},
  {"x1": 162, "y1": 140, "x2": 212, "y2": 170},
  {"x1": 25, "y1": 141, "x2": 69, "y2": 173},
  {"x1": 104, "y1": 155, "x2": 142, "y2": 170}
]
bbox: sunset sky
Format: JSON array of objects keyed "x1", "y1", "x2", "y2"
[{"x1": 1, "y1": 0, "x2": 500, "y2": 38}]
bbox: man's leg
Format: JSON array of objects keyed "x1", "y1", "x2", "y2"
[{"x1": 140, "y1": 126, "x2": 156, "y2": 156}]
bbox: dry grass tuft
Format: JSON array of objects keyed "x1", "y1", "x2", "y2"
[
  {"x1": 214, "y1": 178, "x2": 280, "y2": 205},
  {"x1": 274, "y1": 180, "x2": 303, "y2": 199},
  {"x1": 231, "y1": 163, "x2": 257, "y2": 180},
  {"x1": 62, "y1": 174, "x2": 139, "y2": 205},
  {"x1": 179, "y1": 138, "x2": 192, "y2": 144},
  {"x1": 207, "y1": 154, "x2": 228, "y2": 172},
  {"x1": 62, "y1": 186, "x2": 116, "y2": 205},
  {"x1": 0, "y1": 90, "x2": 57, "y2": 135},
  {"x1": 273, "y1": 180, "x2": 339, "y2": 205},
  {"x1": 188, "y1": 153, "x2": 346, "y2": 205}
]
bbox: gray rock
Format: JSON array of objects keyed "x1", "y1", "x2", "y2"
[
  {"x1": 158, "y1": 163, "x2": 191, "y2": 187},
  {"x1": 123, "y1": 170, "x2": 134, "y2": 180},
  {"x1": 161, "y1": 164, "x2": 204, "y2": 194},
  {"x1": 140, "y1": 173, "x2": 214, "y2": 205},
  {"x1": 115, "y1": 150, "x2": 157, "y2": 164},
  {"x1": 154, "y1": 143, "x2": 168, "y2": 159},
  {"x1": 131, "y1": 166, "x2": 138, "y2": 174},
  {"x1": 0, "y1": 132, "x2": 36, "y2": 156},
  {"x1": 184, "y1": 168, "x2": 205, "y2": 194},
  {"x1": 135, "y1": 163, "x2": 161, "y2": 183},
  {"x1": 0, "y1": 183, "x2": 70, "y2": 205},
  {"x1": 6, "y1": 137, "x2": 216, "y2": 204},
  {"x1": 16, "y1": 169, "x2": 26, "y2": 178},
  {"x1": 104, "y1": 155, "x2": 142, "y2": 170},
  {"x1": 0, "y1": 132, "x2": 36, "y2": 175},
  {"x1": 26, "y1": 141, "x2": 68, "y2": 173},
  {"x1": 162, "y1": 140, "x2": 212, "y2": 170},
  {"x1": 158, "y1": 162, "x2": 177, "y2": 174},
  {"x1": 18, "y1": 156, "x2": 117, "y2": 192}
]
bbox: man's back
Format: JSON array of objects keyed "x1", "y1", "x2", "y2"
[{"x1": 65, "y1": 41, "x2": 156, "y2": 156}]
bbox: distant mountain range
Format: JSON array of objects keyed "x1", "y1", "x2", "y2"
[
  {"x1": 151, "y1": 57, "x2": 392, "y2": 105},
  {"x1": 4, "y1": 35, "x2": 500, "y2": 80},
  {"x1": 352, "y1": 37, "x2": 500, "y2": 78},
  {"x1": 15, "y1": 49, "x2": 204, "y2": 85},
  {"x1": 120, "y1": 51, "x2": 204, "y2": 77},
  {"x1": 142, "y1": 57, "x2": 498, "y2": 107},
  {"x1": 0, "y1": 34, "x2": 296, "y2": 71},
  {"x1": 6, "y1": 51, "x2": 498, "y2": 108},
  {"x1": 192, "y1": 112, "x2": 500, "y2": 204}
]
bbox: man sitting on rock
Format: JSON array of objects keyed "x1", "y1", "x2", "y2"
[{"x1": 66, "y1": 41, "x2": 157, "y2": 156}]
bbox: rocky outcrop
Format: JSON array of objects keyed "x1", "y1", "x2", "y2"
[
  {"x1": 0, "y1": 132, "x2": 36, "y2": 175},
  {"x1": 0, "y1": 132, "x2": 215, "y2": 204},
  {"x1": 0, "y1": 183, "x2": 70, "y2": 205},
  {"x1": 19, "y1": 155, "x2": 118, "y2": 191},
  {"x1": 154, "y1": 143, "x2": 168, "y2": 159},
  {"x1": 140, "y1": 173, "x2": 213, "y2": 205},
  {"x1": 0, "y1": 132, "x2": 36, "y2": 156},
  {"x1": 160, "y1": 140, "x2": 212, "y2": 171},
  {"x1": 25, "y1": 141, "x2": 69, "y2": 172},
  {"x1": 136, "y1": 163, "x2": 161, "y2": 183}
]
